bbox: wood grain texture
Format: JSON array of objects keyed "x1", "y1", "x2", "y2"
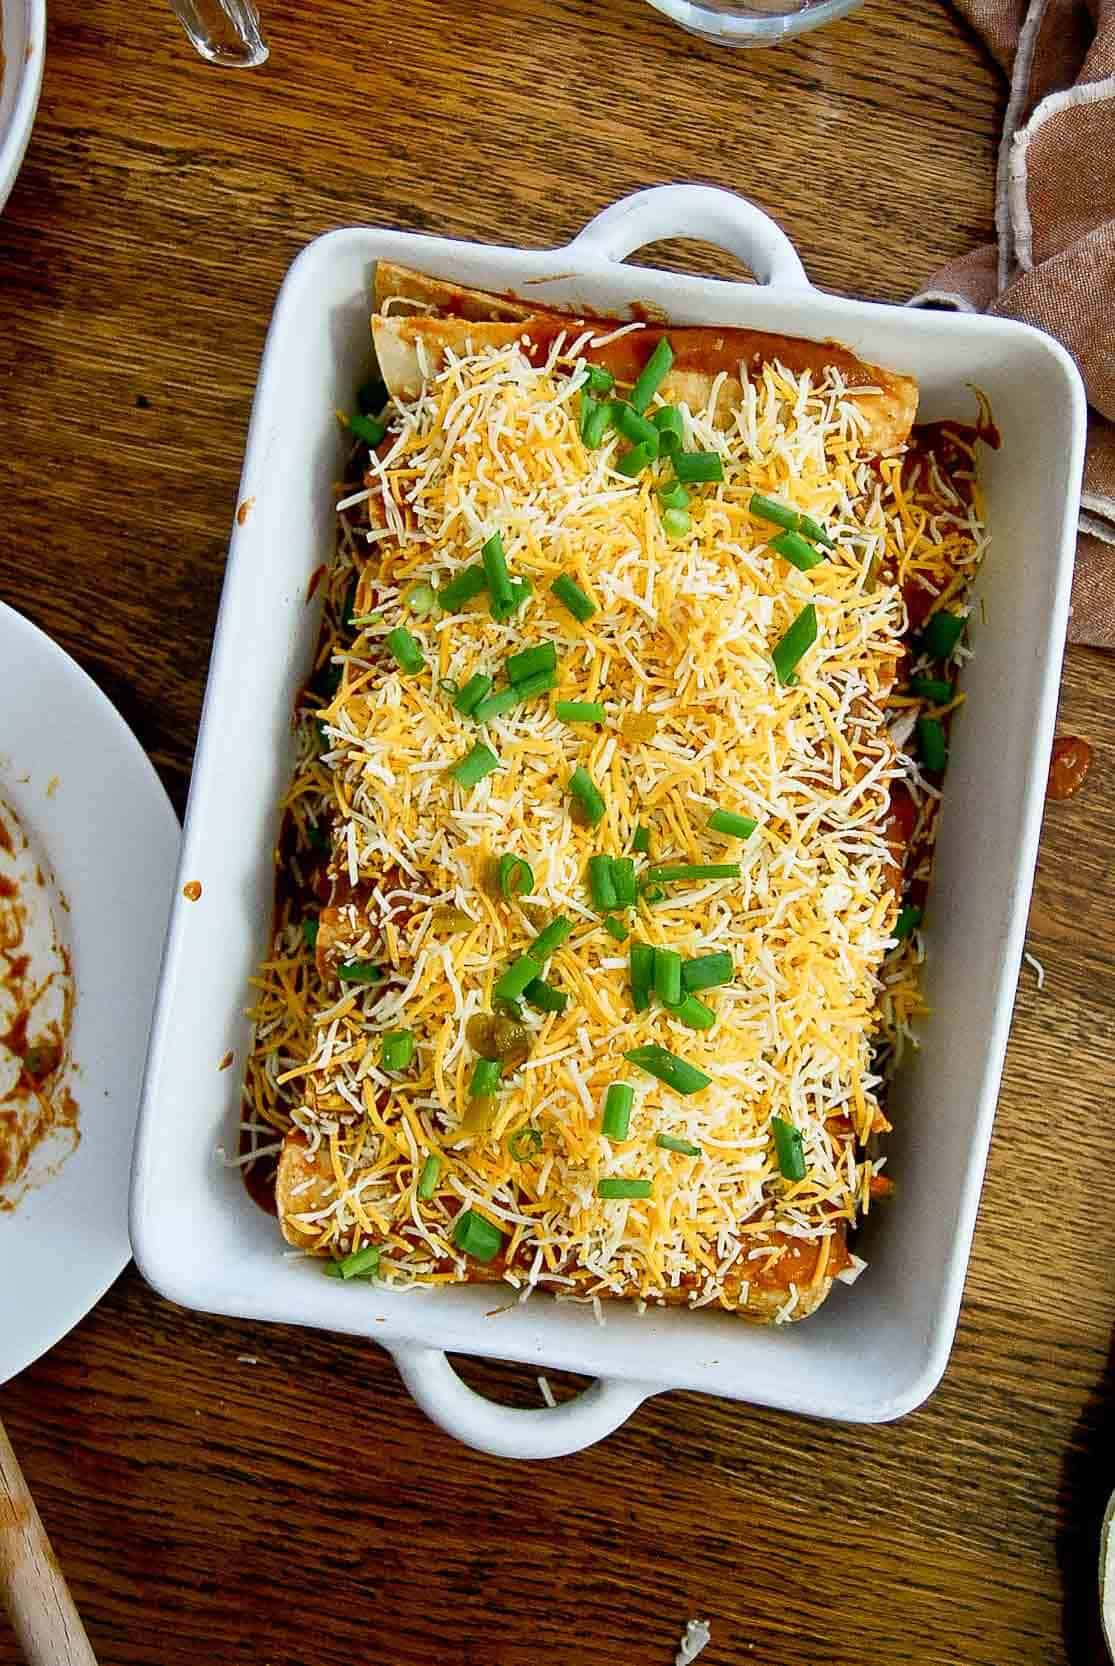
[{"x1": 2, "y1": 2, "x2": 1112, "y2": 1664}]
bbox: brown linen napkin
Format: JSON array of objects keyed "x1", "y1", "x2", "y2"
[{"x1": 911, "y1": 0, "x2": 1115, "y2": 646}]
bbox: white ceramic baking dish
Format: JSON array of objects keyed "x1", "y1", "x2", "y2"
[{"x1": 130, "y1": 185, "x2": 1086, "y2": 1460}]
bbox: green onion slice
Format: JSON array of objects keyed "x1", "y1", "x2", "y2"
[
  {"x1": 523, "y1": 976, "x2": 568, "y2": 1014},
  {"x1": 508, "y1": 1126, "x2": 542, "y2": 1162},
  {"x1": 581, "y1": 398, "x2": 616, "y2": 450},
  {"x1": 568, "y1": 765, "x2": 606, "y2": 827},
  {"x1": 338, "y1": 960, "x2": 382, "y2": 985},
  {"x1": 580, "y1": 390, "x2": 600, "y2": 443},
  {"x1": 449, "y1": 742, "x2": 500, "y2": 790},
  {"x1": 623, "y1": 1044, "x2": 711, "y2": 1096},
  {"x1": 632, "y1": 824, "x2": 651, "y2": 855},
  {"x1": 481, "y1": 532, "x2": 513, "y2": 612},
  {"x1": 923, "y1": 609, "x2": 965, "y2": 659},
  {"x1": 629, "y1": 942, "x2": 654, "y2": 1014},
  {"x1": 611, "y1": 857, "x2": 637, "y2": 908},
  {"x1": 673, "y1": 450, "x2": 724, "y2": 484},
  {"x1": 917, "y1": 716, "x2": 948, "y2": 772},
  {"x1": 507, "y1": 641, "x2": 557, "y2": 685},
  {"x1": 616, "y1": 441, "x2": 655, "y2": 477},
  {"x1": 550, "y1": 573, "x2": 597, "y2": 623},
  {"x1": 707, "y1": 809, "x2": 757, "y2": 841},
  {"x1": 497, "y1": 853, "x2": 535, "y2": 900},
  {"x1": 656, "y1": 1133, "x2": 701, "y2": 1156},
  {"x1": 653, "y1": 947, "x2": 683, "y2": 1007},
  {"x1": 657, "y1": 480, "x2": 690, "y2": 511},
  {"x1": 532, "y1": 916, "x2": 573, "y2": 961},
  {"x1": 603, "y1": 916, "x2": 629, "y2": 943},
  {"x1": 417, "y1": 1154, "x2": 441, "y2": 1199},
  {"x1": 437, "y1": 564, "x2": 487, "y2": 612},
  {"x1": 772, "y1": 603, "x2": 817, "y2": 687},
  {"x1": 671, "y1": 993, "x2": 716, "y2": 1031},
  {"x1": 494, "y1": 954, "x2": 542, "y2": 1004},
  {"x1": 555, "y1": 700, "x2": 606, "y2": 725},
  {"x1": 892, "y1": 903, "x2": 923, "y2": 942},
  {"x1": 749, "y1": 492, "x2": 835, "y2": 550},
  {"x1": 490, "y1": 578, "x2": 532, "y2": 623},
  {"x1": 405, "y1": 581, "x2": 438, "y2": 616},
  {"x1": 453, "y1": 672, "x2": 493, "y2": 716},
  {"x1": 647, "y1": 863, "x2": 740, "y2": 883},
  {"x1": 771, "y1": 1116, "x2": 807, "y2": 1182},
  {"x1": 324, "y1": 1243, "x2": 381, "y2": 1280},
  {"x1": 630, "y1": 337, "x2": 675, "y2": 413},
  {"x1": 771, "y1": 529, "x2": 826, "y2": 572},
  {"x1": 469, "y1": 1058, "x2": 503, "y2": 1098},
  {"x1": 602, "y1": 1082, "x2": 634, "y2": 1141},
  {"x1": 453, "y1": 1209, "x2": 505, "y2": 1262},
  {"x1": 597, "y1": 1177, "x2": 653, "y2": 1200},
  {"x1": 587, "y1": 854, "x2": 619, "y2": 912},
  {"x1": 350, "y1": 412, "x2": 387, "y2": 448},
  {"x1": 909, "y1": 676, "x2": 953, "y2": 704},
  {"x1": 652, "y1": 406, "x2": 684, "y2": 454},
  {"x1": 381, "y1": 1029, "x2": 415, "y2": 1071},
  {"x1": 662, "y1": 507, "x2": 691, "y2": 538},
  {"x1": 584, "y1": 364, "x2": 615, "y2": 396},
  {"x1": 302, "y1": 916, "x2": 319, "y2": 950},
  {"x1": 386, "y1": 627, "x2": 425, "y2": 675},
  {"x1": 681, "y1": 952, "x2": 733, "y2": 993},
  {"x1": 614, "y1": 402, "x2": 661, "y2": 452}
]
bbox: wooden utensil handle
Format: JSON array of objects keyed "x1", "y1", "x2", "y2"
[{"x1": 0, "y1": 1417, "x2": 98, "y2": 1666}]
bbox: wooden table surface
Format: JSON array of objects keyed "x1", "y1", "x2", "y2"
[{"x1": 3, "y1": 2, "x2": 1113, "y2": 1663}]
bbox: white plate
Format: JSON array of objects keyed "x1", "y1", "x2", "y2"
[
  {"x1": 0, "y1": 0, "x2": 45, "y2": 215},
  {"x1": 0, "y1": 602, "x2": 179, "y2": 1385}
]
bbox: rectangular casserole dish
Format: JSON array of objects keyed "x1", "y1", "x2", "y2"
[{"x1": 131, "y1": 185, "x2": 1086, "y2": 1459}]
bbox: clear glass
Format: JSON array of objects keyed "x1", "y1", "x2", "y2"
[
  {"x1": 168, "y1": 0, "x2": 268, "y2": 67},
  {"x1": 644, "y1": 0, "x2": 862, "y2": 46}
]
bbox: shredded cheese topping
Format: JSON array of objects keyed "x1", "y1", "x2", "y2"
[{"x1": 242, "y1": 327, "x2": 989, "y2": 1322}]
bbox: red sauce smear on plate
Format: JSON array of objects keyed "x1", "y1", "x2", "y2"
[{"x1": 1047, "y1": 735, "x2": 1092, "y2": 800}]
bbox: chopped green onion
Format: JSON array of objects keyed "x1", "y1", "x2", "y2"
[
  {"x1": 647, "y1": 863, "x2": 740, "y2": 883},
  {"x1": 386, "y1": 627, "x2": 425, "y2": 675},
  {"x1": 587, "y1": 854, "x2": 619, "y2": 911},
  {"x1": 437, "y1": 564, "x2": 487, "y2": 612},
  {"x1": 551, "y1": 574, "x2": 596, "y2": 623},
  {"x1": 910, "y1": 676, "x2": 953, "y2": 704},
  {"x1": 623, "y1": 1044, "x2": 711, "y2": 1096},
  {"x1": 611, "y1": 857, "x2": 637, "y2": 908},
  {"x1": 356, "y1": 373, "x2": 387, "y2": 416},
  {"x1": 438, "y1": 677, "x2": 460, "y2": 698},
  {"x1": 653, "y1": 947, "x2": 683, "y2": 1007},
  {"x1": 640, "y1": 882, "x2": 666, "y2": 904},
  {"x1": 323, "y1": 1243, "x2": 381, "y2": 1280},
  {"x1": 469, "y1": 1058, "x2": 503, "y2": 1097},
  {"x1": 490, "y1": 577, "x2": 532, "y2": 623},
  {"x1": 417, "y1": 1154, "x2": 441, "y2": 1199},
  {"x1": 481, "y1": 532, "x2": 513, "y2": 615},
  {"x1": 584, "y1": 364, "x2": 615, "y2": 396},
  {"x1": 508, "y1": 1126, "x2": 542, "y2": 1162},
  {"x1": 494, "y1": 954, "x2": 542, "y2": 1004},
  {"x1": 657, "y1": 480, "x2": 690, "y2": 511},
  {"x1": 707, "y1": 808, "x2": 757, "y2": 841},
  {"x1": 662, "y1": 507, "x2": 691, "y2": 538},
  {"x1": 614, "y1": 402, "x2": 661, "y2": 453},
  {"x1": 771, "y1": 1116, "x2": 806, "y2": 1182},
  {"x1": 652, "y1": 406, "x2": 684, "y2": 454},
  {"x1": 406, "y1": 581, "x2": 438, "y2": 616},
  {"x1": 497, "y1": 853, "x2": 534, "y2": 899},
  {"x1": 581, "y1": 398, "x2": 616, "y2": 449},
  {"x1": 892, "y1": 903, "x2": 923, "y2": 942},
  {"x1": 448, "y1": 742, "x2": 500, "y2": 790},
  {"x1": 671, "y1": 993, "x2": 716, "y2": 1031},
  {"x1": 923, "y1": 609, "x2": 965, "y2": 659},
  {"x1": 656, "y1": 1133, "x2": 701, "y2": 1156},
  {"x1": 381, "y1": 1029, "x2": 415, "y2": 1071},
  {"x1": 673, "y1": 450, "x2": 724, "y2": 484},
  {"x1": 507, "y1": 641, "x2": 557, "y2": 685},
  {"x1": 338, "y1": 960, "x2": 382, "y2": 985},
  {"x1": 771, "y1": 529, "x2": 826, "y2": 572},
  {"x1": 350, "y1": 412, "x2": 387, "y2": 448},
  {"x1": 453, "y1": 1208, "x2": 504, "y2": 1262},
  {"x1": 772, "y1": 603, "x2": 817, "y2": 687},
  {"x1": 473, "y1": 673, "x2": 555, "y2": 723},
  {"x1": 682, "y1": 952, "x2": 733, "y2": 992},
  {"x1": 580, "y1": 390, "x2": 600, "y2": 443},
  {"x1": 602, "y1": 1082, "x2": 635, "y2": 1141},
  {"x1": 917, "y1": 716, "x2": 948, "y2": 772},
  {"x1": 523, "y1": 976, "x2": 568, "y2": 1014},
  {"x1": 453, "y1": 672, "x2": 493, "y2": 716},
  {"x1": 302, "y1": 916, "x2": 319, "y2": 950},
  {"x1": 555, "y1": 700, "x2": 606, "y2": 725},
  {"x1": 603, "y1": 916, "x2": 629, "y2": 943},
  {"x1": 629, "y1": 942, "x2": 654, "y2": 1013},
  {"x1": 306, "y1": 821, "x2": 329, "y2": 854},
  {"x1": 616, "y1": 441, "x2": 656, "y2": 477},
  {"x1": 532, "y1": 916, "x2": 573, "y2": 961},
  {"x1": 749, "y1": 492, "x2": 835, "y2": 550},
  {"x1": 632, "y1": 824, "x2": 651, "y2": 855},
  {"x1": 630, "y1": 336, "x2": 675, "y2": 413},
  {"x1": 568, "y1": 765, "x2": 606, "y2": 827},
  {"x1": 597, "y1": 1178, "x2": 653, "y2": 1200}
]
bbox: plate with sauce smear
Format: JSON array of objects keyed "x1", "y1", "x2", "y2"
[{"x1": 0, "y1": 601, "x2": 178, "y2": 1385}]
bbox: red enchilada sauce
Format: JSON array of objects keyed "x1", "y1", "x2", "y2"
[{"x1": 1047, "y1": 735, "x2": 1092, "y2": 800}]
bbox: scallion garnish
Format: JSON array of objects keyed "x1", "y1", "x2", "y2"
[
  {"x1": 555, "y1": 700, "x2": 606, "y2": 725},
  {"x1": 909, "y1": 676, "x2": 953, "y2": 704},
  {"x1": 663, "y1": 507, "x2": 691, "y2": 538},
  {"x1": 597, "y1": 1177, "x2": 652, "y2": 1200},
  {"x1": 417, "y1": 1154, "x2": 441, "y2": 1199},
  {"x1": 632, "y1": 824, "x2": 651, "y2": 855},
  {"x1": 647, "y1": 863, "x2": 740, "y2": 883},
  {"x1": 302, "y1": 916, "x2": 319, "y2": 950},
  {"x1": 656, "y1": 1133, "x2": 701, "y2": 1156},
  {"x1": 653, "y1": 947, "x2": 683, "y2": 1007},
  {"x1": 673, "y1": 450, "x2": 724, "y2": 484},
  {"x1": 448, "y1": 742, "x2": 500, "y2": 790},
  {"x1": 892, "y1": 903, "x2": 922, "y2": 942},
  {"x1": 671, "y1": 993, "x2": 716, "y2": 1031},
  {"x1": 523, "y1": 976, "x2": 568, "y2": 1014},
  {"x1": 497, "y1": 853, "x2": 534, "y2": 899},
  {"x1": 490, "y1": 577, "x2": 532, "y2": 623},
  {"x1": 923, "y1": 609, "x2": 965, "y2": 659},
  {"x1": 602, "y1": 1082, "x2": 634, "y2": 1141},
  {"x1": 568, "y1": 765, "x2": 606, "y2": 827},
  {"x1": 481, "y1": 531, "x2": 513, "y2": 616},
  {"x1": 581, "y1": 398, "x2": 616, "y2": 450},
  {"x1": 338, "y1": 960, "x2": 382, "y2": 985},
  {"x1": 493, "y1": 954, "x2": 542, "y2": 1004},
  {"x1": 630, "y1": 337, "x2": 674, "y2": 413},
  {"x1": 437, "y1": 564, "x2": 487, "y2": 612},
  {"x1": 772, "y1": 603, "x2": 817, "y2": 686},
  {"x1": 611, "y1": 857, "x2": 637, "y2": 908},
  {"x1": 508, "y1": 1126, "x2": 542, "y2": 1162},
  {"x1": 550, "y1": 573, "x2": 596, "y2": 622},
  {"x1": 507, "y1": 641, "x2": 557, "y2": 685},
  {"x1": 771, "y1": 1116, "x2": 806, "y2": 1182},
  {"x1": 584, "y1": 364, "x2": 615, "y2": 396},
  {"x1": 623, "y1": 1044, "x2": 711, "y2": 1096},
  {"x1": 473, "y1": 672, "x2": 555, "y2": 723},
  {"x1": 917, "y1": 716, "x2": 948, "y2": 772},
  {"x1": 580, "y1": 390, "x2": 600, "y2": 444},
  {"x1": 749, "y1": 492, "x2": 835, "y2": 550},
  {"x1": 405, "y1": 580, "x2": 438, "y2": 616},
  {"x1": 603, "y1": 916, "x2": 629, "y2": 943},
  {"x1": 657, "y1": 480, "x2": 690, "y2": 511},
  {"x1": 386, "y1": 627, "x2": 425, "y2": 675},
  {"x1": 614, "y1": 402, "x2": 661, "y2": 453},
  {"x1": 652, "y1": 406, "x2": 684, "y2": 454},
  {"x1": 629, "y1": 942, "x2": 654, "y2": 1014},
  {"x1": 771, "y1": 529, "x2": 826, "y2": 572},
  {"x1": 349, "y1": 412, "x2": 387, "y2": 448},
  {"x1": 453, "y1": 672, "x2": 493, "y2": 716},
  {"x1": 616, "y1": 441, "x2": 656, "y2": 477},
  {"x1": 469, "y1": 1058, "x2": 503, "y2": 1098},
  {"x1": 453, "y1": 1209, "x2": 504, "y2": 1262},
  {"x1": 323, "y1": 1243, "x2": 381, "y2": 1280},
  {"x1": 681, "y1": 952, "x2": 733, "y2": 992},
  {"x1": 588, "y1": 854, "x2": 619, "y2": 911},
  {"x1": 707, "y1": 808, "x2": 757, "y2": 841},
  {"x1": 532, "y1": 916, "x2": 573, "y2": 960},
  {"x1": 381, "y1": 1029, "x2": 415, "y2": 1071}
]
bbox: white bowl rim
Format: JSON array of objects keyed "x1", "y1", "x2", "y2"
[{"x1": 0, "y1": 0, "x2": 46, "y2": 214}]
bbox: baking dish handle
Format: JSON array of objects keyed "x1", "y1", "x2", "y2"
[
  {"x1": 561, "y1": 184, "x2": 810, "y2": 289},
  {"x1": 389, "y1": 1344, "x2": 654, "y2": 1460}
]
